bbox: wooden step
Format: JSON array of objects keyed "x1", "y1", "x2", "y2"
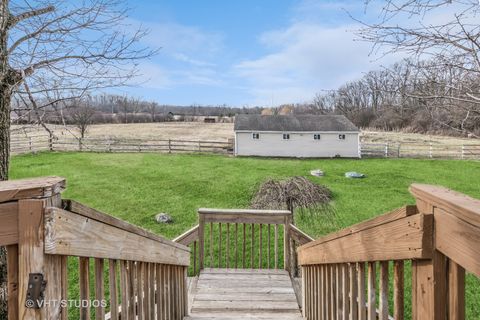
[{"x1": 188, "y1": 268, "x2": 303, "y2": 320}]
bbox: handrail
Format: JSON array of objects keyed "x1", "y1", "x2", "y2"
[
  {"x1": 289, "y1": 223, "x2": 314, "y2": 246},
  {"x1": 298, "y1": 205, "x2": 432, "y2": 264},
  {"x1": 173, "y1": 224, "x2": 199, "y2": 246},
  {"x1": 298, "y1": 185, "x2": 480, "y2": 320}
]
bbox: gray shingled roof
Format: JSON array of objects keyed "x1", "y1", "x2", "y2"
[{"x1": 234, "y1": 114, "x2": 359, "y2": 132}]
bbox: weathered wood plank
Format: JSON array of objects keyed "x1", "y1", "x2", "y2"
[
  {"x1": 288, "y1": 224, "x2": 314, "y2": 246},
  {"x1": 7, "y1": 244, "x2": 19, "y2": 320},
  {"x1": 434, "y1": 207, "x2": 480, "y2": 277},
  {"x1": 298, "y1": 213, "x2": 432, "y2": 265},
  {"x1": 367, "y1": 262, "x2": 376, "y2": 320},
  {"x1": 79, "y1": 257, "x2": 91, "y2": 320},
  {"x1": 0, "y1": 202, "x2": 18, "y2": 246},
  {"x1": 203, "y1": 213, "x2": 287, "y2": 225},
  {"x1": 394, "y1": 261, "x2": 404, "y2": 320},
  {"x1": 448, "y1": 260, "x2": 465, "y2": 320},
  {"x1": 357, "y1": 263, "x2": 366, "y2": 320},
  {"x1": 173, "y1": 225, "x2": 199, "y2": 246},
  {"x1": 0, "y1": 176, "x2": 65, "y2": 203},
  {"x1": 298, "y1": 206, "x2": 417, "y2": 251},
  {"x1": 65, "y1": 199, "x2": 187, "y2": 251},
  {"x1": 108, "y1": 260, "x2": 119, "y2": 320},
  {"x1": 410, "y1": 184, "x2": 480, "y2": 227},
  {"x1": 44, "y1": 207, "x2": 190, "y2": 265},
  {"x1": 379, "y1": 262, "x2": 388, "y2": 320},
  {"x1": 94, "y1": 259, "x2": 105, "y2": 320}
]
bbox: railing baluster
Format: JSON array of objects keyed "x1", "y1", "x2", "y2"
[
  {"x1": 243, "y1": 223, "x2": 246, "y2": 268},
  {"x1": 235, "y1": 223, "x2": 238, "y2": 268},
  {"x1": 149, "y1": 263, "x2": 156, "y2": 320},
  {"x1": 337, "y1": 264, "x2": 343, "y2": 320},
  {"x1": 79, "y1": 257, "x2": 91, "y2": 320},
  {"x1": 210, "y1": 222, "x2": 213, "y2": 268},
  {"x1": 137, "y1": 262, "x2": 144, "y2": 320},
  {"x1": 349, "y1": 263, "x2": 358, "y2": 320},
  {"x1": 219, "y1": 223, "x2": 222, "y2": 268},
  {"x1": 326, "y1": 265, "x2": 332, "y2": 318},
  {"x1": 259, "y1": 223, "x2": 263, "y2": 269},
  {"x1": 322, "y1": 264, "x2": 328, "y2": 320},
  {"x1": 193, "y1": 241, "x2": 197, "y2": 275},
  {"x1": 357, "y1": 262, "x2": 366, "y2": 320},
  {"x1": 156, "y1": 264, "x2": 162, "y2": 320},
  {"x1": 144, "y1": 262, "x2": 151, "y2": 320},
  {"x1": 394, "y1": 261, "x2": 404, "y2": 320},
  {"x1": 331, "y1": 264, "x2": 337, "y2": 320},
  {"x1": 367, "y1": 262, "x2": 376, "y2": 320},
  {"x1": 226, "y1": 223, "x2": 230, "y2": 268},
  {"x1": 109, "y1": 259, "x2": 119, "y2": 320},
  {"x1": 312, "y1": 266, "x2": 317, "y2": 320},
  {"x1": 128, "y1": 261, "x2": 134, "y2": 319},
  {"x1": 274, "y1": 224, "x2": 279, "y2": 269},
  {"x1": 251, "y1": 223, "x2": 255, "y2": 268},
  {"x1": 342, "y1": 264, "x2": 349, "y2": 320},
  {"x1": 379, "y1": 261, "x2": 389, "y2": 320},
  {"x1": 94, "y1": 258, "x2": 105, "y2": 320},
  {"x1": 267, "y1": 224, "x2": 271, "y2": 269},
  {"x1": 120, "y1": 260, "x2": 128, "y2": 320}
]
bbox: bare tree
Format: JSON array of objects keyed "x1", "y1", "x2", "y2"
[
  {"x1": 0, "y1": 0, "x2": 155, "y2": 315},
  {"x1": 68, "y1": 98, "x2": 96, "y2": 138},
  {"x1": 355, "y1": 0, "x2": 480, "y2": 135},
  {"x1": 0, "y1": 0, "x2": 155, "y2": 180}
]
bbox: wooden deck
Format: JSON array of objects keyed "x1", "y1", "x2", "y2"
[{"x1": 185, "y1": 268, "x2": 304, "y2": 320}]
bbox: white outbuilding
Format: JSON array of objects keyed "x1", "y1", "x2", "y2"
[{"x1": 234, "y1": 114, "x2": 360, "y2": 158}]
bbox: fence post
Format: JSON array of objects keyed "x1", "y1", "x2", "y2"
[
  {"x1": 79, "y1": 138, "x2": 83, "y2": 151},
  {"x1": 29, "y1": 137, "x2": 32, "y2": 153},
  {"x1": 461, "y1": 145, "x2": 465, "y2": 160},
  {"x1": 284, "y1": 213, "x2": 292, "y2": 274},
  {"x1": 397, "y1": 144, "x2": 401, "y2": 158},
  {"x1": 385, "y1": 142, "x2": 389, "y2": 158},
  {"x1": 168, "y1": 139, "x2": 171, "y2": 154},
  {"x1": 429, "y1": 143, "x2": 433, "y2": 159}
]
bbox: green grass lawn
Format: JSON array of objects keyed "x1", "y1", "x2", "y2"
[{"x1": 10, "y1": 152, "x2": 480, "y2": 318}]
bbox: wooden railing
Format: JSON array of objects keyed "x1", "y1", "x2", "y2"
[
  {"x1": 174, "y1": 208, "x2": 314, "y2": 277},
  {"x1": 298, "y1": 184, "x2": 480, "y2": 320},
  {"x1": 1, "y1": 177, "x2": 190, "y2": 320}
]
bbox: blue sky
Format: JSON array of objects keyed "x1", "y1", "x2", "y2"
[{"x1": 114, "y1": 0, "x2": 401, "y2": 106}]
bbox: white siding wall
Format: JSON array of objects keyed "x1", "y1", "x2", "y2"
[{"x1": 235, "y1": 131, "x2": 360, "y2": 158}]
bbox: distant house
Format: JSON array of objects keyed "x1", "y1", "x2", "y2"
[{"x1": 234, "y1": 114, "x2": 360, "y2": 158}]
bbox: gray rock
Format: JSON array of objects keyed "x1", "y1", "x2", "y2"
[{"x1": 155, "y1": 213, "x2": 173, "y2": 224}]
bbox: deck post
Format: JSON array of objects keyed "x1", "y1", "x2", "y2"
[
  {"x1": 284, "y1": 213, "x2": 292, "y2": 274},
  {"x1": 411, "y1": 190, "x2": 447, "y2": 320},
  {"x1": 198, "y1": 213, "x2": 205, "y2": 270}
]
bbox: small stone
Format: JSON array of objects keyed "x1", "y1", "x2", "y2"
[
  {"x1": 155, "y1": 213, "x2": 173, "y2": 224},
  {"x1": 310, "y1": 169, "x2": 324, "y2": 177}
]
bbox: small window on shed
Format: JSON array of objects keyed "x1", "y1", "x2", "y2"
[
  {"x1": 283, "y1": 133, "x2": 290, "y2": 140},
  {"x1": 314, "y1": 134, "x2": 321, "y2": 140},
  {"x1": 338, "y1": 134, "x2": 346, "y2": 140},
  {"x1": 252, "y1": 133, "x2": 260, "y2": 140}
]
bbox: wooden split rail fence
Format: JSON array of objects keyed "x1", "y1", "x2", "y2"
[
  {"x1": 10, "y1": 135, "x2": 234, "y2": 155},
  {"x1": 298, "y1": 184, "x2": 480, "y2": 320},
  {"x1": 0, "y1": 177, "x2": 190, "y2": 320}
]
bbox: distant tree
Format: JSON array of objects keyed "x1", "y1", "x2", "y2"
[
  {"x1": 69, "y1": 99, "x2": 96, "y2": 139},
  {"x1": 148, "y1": 101, "x2": 159, "y2": 122}
]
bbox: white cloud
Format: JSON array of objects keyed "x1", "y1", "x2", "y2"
[{"x1": 234, "y1": 20, "x2": 403, "y2": 105}]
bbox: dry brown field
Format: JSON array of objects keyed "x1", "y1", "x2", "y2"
[{"x1": 12, "y1": 122, "x2": 479, "y2": 146}]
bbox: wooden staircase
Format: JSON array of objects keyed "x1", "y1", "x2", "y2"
[{"x1": 185, "y1": 268, "x2": 304, "y2": 320}]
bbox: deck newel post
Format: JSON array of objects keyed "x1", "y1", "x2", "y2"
[
  {"x1": 17, "y1": 192, "x2": 66, "y2": 320},
  {"x1": 284, "y1": 213, "x2": 292, "y2": 274},
  {"x1": 198, "y1": 212, "x2": 205, "y2": 270},
  {"x1": 410, "y1": 194, "x2": 447, "y2": 320}
]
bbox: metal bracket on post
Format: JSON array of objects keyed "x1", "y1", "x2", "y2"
[{"x1": 25, "y1": 273, "x2": 47, "y2": 309}]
